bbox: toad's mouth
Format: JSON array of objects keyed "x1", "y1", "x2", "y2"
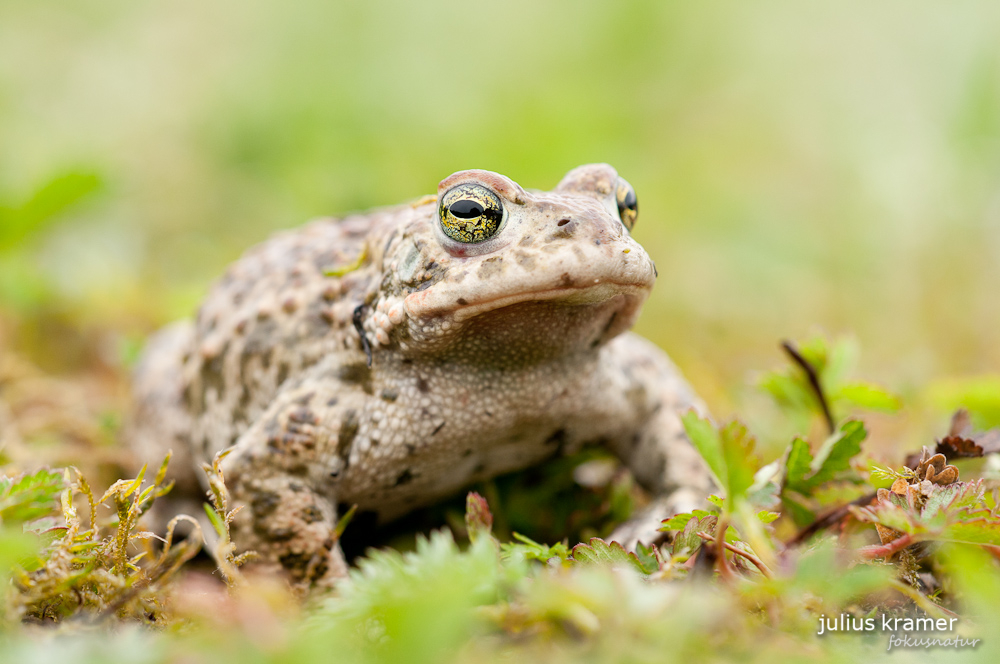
[
  {"x1": 452, "y1": 281, "x2": 648, "y2": 323},
  {"x1": 404, "y1": 280, "x2": 650, "y2": 323}
]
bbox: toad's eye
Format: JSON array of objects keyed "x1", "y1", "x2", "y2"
[
  {"x1": 439, "y1": 184, "x2": 505, "y2": 243},
  {"x1": 615, "y1": 178, "x2": 638, "y2": 231}
]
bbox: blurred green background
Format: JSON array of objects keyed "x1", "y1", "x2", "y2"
[{"x1": 2, "y1": 0, "x2": 1000, "y2": 425}]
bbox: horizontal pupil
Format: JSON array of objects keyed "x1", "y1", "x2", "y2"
[{"x1": 450, "y1": 200, "x2": 485, "y2": 219}]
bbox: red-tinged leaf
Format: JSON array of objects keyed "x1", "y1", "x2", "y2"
[
  {"x1": 660, "y1": 509, "x2": 715, "y2": 532},
  {"x1": 465, "y1": 492, "x2": 493, "y2": 543}
]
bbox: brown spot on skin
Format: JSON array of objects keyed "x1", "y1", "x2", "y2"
[
  {"x1": 559, "y1": 273, "x2": 574, "y2": 288},
  {"x1": 279, "y1": 552, "x2": 312, "y2": 573},
  {"x1": 336, "y1": 362, "x2": 373, "y2": 394},
  {"x1": 338, "y1": 410, "x2": 359, "y2": 453},
  {"x1": 456, "y1": 298, "x2": 468, "y2": 306},
  {"x1": 321, "y1": 308, "x2": 336, "y2": 324},
  {"x1": 322, "y1": 284, "x2": 339, "y2": 301},
  {"x1": 276, "y1": 362, "x2": 290, "y2": 386},
  {"x1": 557, "y1": 218, "x2": 571, "y2": 226},
  {"x1": 251, "y1": 492, "x2": 281, "y2": 516},
  {"x1": 514, "y1": 251, "x2": 537, "y2": 271},
  {"x1": 234, "y1": 319, "x2": 248, "y2": 334},
  {"x1": 431, "y1": 421, "x2": 446, "y2": 436},
  {"x1": 380, "y1": 388, "x2": 398, "y2": 402},
  {"x1": 477, "y1": 256, "x2": 504, "y2": 280},
  {"x1": 518, "y1": 234, "x2": 534, "y2": 247},
  {"x1": 302, "y1": 506, "x2": 324, "y2": 523},
  {"x1": 282, "y1": 297, "x2": 298, "y2": 313},
  {"x1": 263, "y1": 527, "x2": 295, "y2": 541},
  {"x1": 416, "y1": 376, "x2": 430, "y2": 393},
  {"x1": 394, "y1": 469, "x2": 414, "y2": 486}
]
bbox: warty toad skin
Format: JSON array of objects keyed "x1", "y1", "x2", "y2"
[{"x1": 130, "y1": 164, "x2": 713, "y2": 587}]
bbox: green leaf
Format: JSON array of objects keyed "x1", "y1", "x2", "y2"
[
  {"x1": 681, "y1": 413, "x2": 758, "y2": 507},
  {"x1": 784, "y1": 438, "x2": 813, "y2": 492},
  {"x1": 0, "y1": 468, "x2": 65, "y2": 525},
  {"x1": 571, "y1": 538, "x2": 649, "y2": 575},
  {"x1": 634, "y1": 542, "x2": 663, "y2": 574},
  {"x1": 672, "y1": 515, "x2": 716, "y2": 558},
  {"x1": 681, "y1": 411, "x2": 726, "y2": 490},
  {"x1": 807, "y1": 421, "x2": 866, "y2": 486},
  {"x1": 203, "y1": 503, "x2": 226, "y2": 538},
  {"x1": 659, "y1": 509, "x2": 715, "y2": 532},
  {"x1": 835, "y1": 382, "x2": 902, "y2": 413},
  {"x1": 0, "y1": 171, "x2": 103, "y2": 251},
  {"x1": 938, "y1": 519, "x2": 1000, "y2": 546},
  {"x1": 720, "y1": 420, "x2": 758, "y2": 503},
  {"x1": 501, "y1": 532, "x2": 570, "y2": 563},
  {"x1": 781, "y1": 493, "x2": 816, "y2": 528},
  {"x1": 784, "y1": 421, "x2": 866, "y2": 496}
]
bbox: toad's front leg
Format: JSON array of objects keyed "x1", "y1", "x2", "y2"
[
  {"x1": 219, "y1": 378, "x2": 359, "y2": 589},
  {"x1": 602, "y1": 334, "x2": 716, "y2": 548}
]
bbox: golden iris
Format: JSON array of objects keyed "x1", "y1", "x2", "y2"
[
  {"x1": 616, "y1": 178, "x2": 638, "y2": 231},
  {"x1": 439, "y1": 184, "x2": 504, "y2": 243}
]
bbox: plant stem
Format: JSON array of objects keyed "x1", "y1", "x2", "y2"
[
  {"x1": 781, "y1": 340, "x2": 835, "y2": 435},
  {"x1": 696, "y1": 531, "x2": 774, "y2": 578},
  {"x1": 857, "y1": 533, "x2": 914, "y2": 560},
  {"x1": 713, "y1": 517, "x2": 737, "y2": 583}
]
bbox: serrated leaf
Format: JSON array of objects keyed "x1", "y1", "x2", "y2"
[
  {"x1": 571, "y1": 538, "x2": 649, "y2": 575},
  {"x1": 784, "y1": 438, "x2": 813, "y2": 493},
  {"x1": 672, "y1": 515, "x2": 716, "y2": 558},
  {"x1": 809, "y1": 421, "x2": 866, "y2": 485},
  {"x1": 660, "y1": 509, "x2": 715, "y2": 532},
  {"x1": 681, "y1": 413, "x2": 758, "y2": 508},
  {"x1": 720, "y1": 421, "x2": 758, "y2": 502},
  {"x1": 784, "y1": 422, "x2": 866, "y2": 497},
  {"x1": 681, "y1": 411, "x2": 726, "y2": 490},
  {"x1": 0, "y1": 468, "x2": 65, "y2": 524}
]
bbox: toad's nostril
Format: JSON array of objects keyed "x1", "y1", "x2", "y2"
[{"x1": 557, "y1": 218, "x2": 571, "y2": 227}]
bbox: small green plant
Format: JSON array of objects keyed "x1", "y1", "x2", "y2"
[
  {"x1": 1, "y1": 455, "x2": 201, "y2": 624},
  {"x1": 201, "y1": 449, "x2": 254, "y2": 587}
]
